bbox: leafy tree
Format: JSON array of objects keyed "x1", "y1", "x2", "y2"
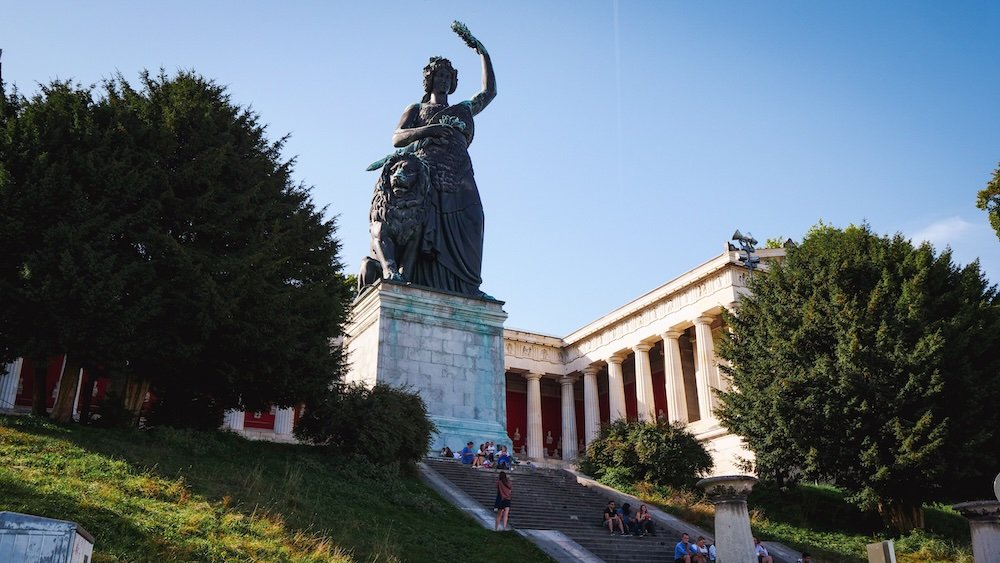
[
  {"x1": 0, "y1": 81, "x2": 147, "y2": 419},
  {"x1": 976, "y1": 161, "x2": 1000, "y2": 241},
  {"x1": 107, "y1": 71, "x2": 352, "y2": 426},
  {"x1": 717, "y1": 223, "x2": 1000, "y2": 534},
  {"x1": 295, "y1": 383, "x2": 436, "y2": 473},
  {"x1": 580, "y1": 420, "x2": 712, "y2": 489},
  {"x1": 0, "y1": 71, "x2": 351, "y2": 426}
]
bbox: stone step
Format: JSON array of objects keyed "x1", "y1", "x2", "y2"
[{"x1": 423, "y1": 458, "x2": 692, "y2": 563}]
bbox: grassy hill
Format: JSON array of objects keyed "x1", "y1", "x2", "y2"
[{"x1": 0, "y1": 414, "x2": 551, "y2": 562}]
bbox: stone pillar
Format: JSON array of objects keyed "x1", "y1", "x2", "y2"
[
  {"x1": 223, "y1": 409, "x2": 245, "y2": 431},
  {"x1": 952, "y1": 501, "x2": 1000, "y2": 563},
  {"x1": 662, "y1": 331, "x2": 688, "y2": 424},
  {"x1": 633, "y1": 343, "x2": 655, "y2": 422},
  {"x1": 274, "y1": 407, "x2": 295, "y2": 436},
  {"x1": 71, "y1": 367, "x2": 85, "y2": 419},
  {"x1": 525, "y1": 372, "x2": 544, "y2": 460},
  {"x1": 0, "y1": 359, "x2": 22, "y2": 410},
  {"x1": 694, "y1": 315, "x2": 718, "y2": 419},
  {"x1": 698, "y1": 475, "x2": 758, "y2": 563},
  {"x1": 606, "y1": 355, "x2": 627, "y2": 422},
  {"x1": 582, "y1": 365, "x2": 601, "y2": 445},
  {"x1": 560, "y1": 376, "x2": 578, "y2": 461}
]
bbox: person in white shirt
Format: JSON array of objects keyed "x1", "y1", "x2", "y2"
[
  {"x1": 754, "y1": 537, "x2": 774, "y2": 563},
  {"x1": 693, "y1": 536, "x2": 716, "y2": 562}
]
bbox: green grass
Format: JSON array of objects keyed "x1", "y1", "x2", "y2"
[
  {"x1": 0, "y1": 415, "x2": 551, "y2": 562},
  {"x1": 597, "y1": 478, "x2": 972, "y2": 563},
  {"x1": 746, "y1": 482, "x2": 972, "y2": 563}
]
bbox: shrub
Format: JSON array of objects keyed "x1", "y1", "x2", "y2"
[
  {"x1": 579, "y1": 419, "x2": 712, "y2": 489},
  {"x1": 294, "y1": 383, "x2": 435, "y2": 473}
]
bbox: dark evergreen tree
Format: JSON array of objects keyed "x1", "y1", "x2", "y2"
[
  {"x1": 717, "y1": 223, "x2": 1000, "y2": 533},
  {"x1": 0, "y1": 81, "x2": 133, "y2": 418},
  {"x1": 0, "y1": 71, "x2": 351, "y2": 426}
]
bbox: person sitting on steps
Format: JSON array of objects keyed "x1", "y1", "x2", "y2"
[
  {"x1": 754, "y1": 537, "x2": 774, "y2": 563},
  {"x1": 619, "y1": 502, "x2": 638, "y2": 535},
  {"x1": 674, "y1": 532, "x2": 694, "y2": 563},
  {"x1": 460, "y1": 441, "x2": 475, "y2": 465},
  {"x1": 634, "y1": 504, "x2": 655, "y2": 536},
  {"x1": 602, "y1": 501, "x2": 626, "y2": 535},
  {"x1": 496, "y1": 445, "x2": 512, "y2": 470},
  {"x1": 693, "y1": 536, "x2": 715, "y2": 563},
  {"x1": 473, "y1": 443, "x2": 486, "y2": 468}
]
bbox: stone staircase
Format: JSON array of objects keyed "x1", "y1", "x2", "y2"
[{"x1": 423, "y1": 458, "x2": 692, "y2": 563}]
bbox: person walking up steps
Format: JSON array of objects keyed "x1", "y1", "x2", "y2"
[{"x1": 494, "y1": 471, "x2": 512, "y2": 531}]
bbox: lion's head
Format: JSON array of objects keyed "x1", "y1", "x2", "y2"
[{"x1": 371, "y1": 152, "x2": 431, "y2": 239}]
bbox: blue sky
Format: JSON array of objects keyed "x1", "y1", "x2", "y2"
[{"x1": 2, "y1": 1, "x2": 997, "y2": 335}]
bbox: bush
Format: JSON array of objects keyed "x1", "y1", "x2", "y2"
[
  {"x1": 294, "y1": 383, "x2": 435, "y2": 473},
  {"x1": 579, "y1": 419, "x2": 712, "y2": 489}
]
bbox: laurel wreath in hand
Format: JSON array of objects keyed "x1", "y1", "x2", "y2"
[{"x1": 451, "y1": 21, "x2": 483, "y2": 53}]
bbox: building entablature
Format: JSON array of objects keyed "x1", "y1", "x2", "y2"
[
  {"x1": 503, "y1": 247, "x2": 784, "y2": 375},
  {"x1": 503, "y1": 329, "x2": 567, "y2": 377}
]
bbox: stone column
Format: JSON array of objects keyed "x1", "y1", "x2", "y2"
[
  {"x1": 560, "y1": 376, "x2": 578, "y2": 461},
  {"x1": 274, "y1": 406, "x2": 295, "y2": 436},
  {"x1": 633, "y1": 343, "x2": 655, "y2": 422},
  {"x1": 0, "y1": 359, "x2": 22, "y2": 410},
  {"x1": 952, "y1": 501, "x2": 1000, "y2": 563},
  {"x1": 698, "y1": 475, "x2": 758, "y2": 563},
  {"x1": 662, "y1": 331, "x2": 688, "y2": 424},
  {"x1": 582, "y1": 366, "x2": 601, "y2": 445},
  {"x1": 525, "y1": 372, "x2": 544, "y2": 460},
  {"x1": 71, "y1": 367, "x2": 85, "y2": 419},
  {"x1": 694, "y1": 315, "x2": 718, "y2": 419},
  {"x1": 606, "y1": 355, "x2": 627, "y2": 422},
  {"x1": 223, "y1": 409, "x2": 245, "y2": 431}
]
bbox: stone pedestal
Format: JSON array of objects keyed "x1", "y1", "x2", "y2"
[
  {"x1": 697, "y1": 475, "x2": 758, "y2": 563},
  {"x1": 345, "y1": 280, "x2": 511, "y2": 451},
  {"x1": 952, "y1": 501, "x2": 1000, "y2": 563}
]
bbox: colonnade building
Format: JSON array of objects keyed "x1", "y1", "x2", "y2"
[
  {"x1": 500, "y1": 246, "x2": 783, "y2": 475},
  {"x1": 0, "y1": 246, "x2": 782, "y2": 473}
]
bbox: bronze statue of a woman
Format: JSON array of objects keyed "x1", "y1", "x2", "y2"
[{"x1": 360, "y1": 22, "x2": 496, "y2": 297}]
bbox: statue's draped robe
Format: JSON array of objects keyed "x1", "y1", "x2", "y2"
[{"x1": 409, "y1": 101, "x2": 484, "y2": 295}]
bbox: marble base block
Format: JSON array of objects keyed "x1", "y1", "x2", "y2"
[{"x1": 345, "y1": 280, "x2": 512, "y2": 451}]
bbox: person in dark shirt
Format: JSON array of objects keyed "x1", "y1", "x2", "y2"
[{"x1": 602, "y1": 501, "x2": 626, "y2": 535}]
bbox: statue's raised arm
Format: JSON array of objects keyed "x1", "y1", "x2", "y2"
[{"x1": 452, "y1": 21, "x2": 496, "y2": 116}]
